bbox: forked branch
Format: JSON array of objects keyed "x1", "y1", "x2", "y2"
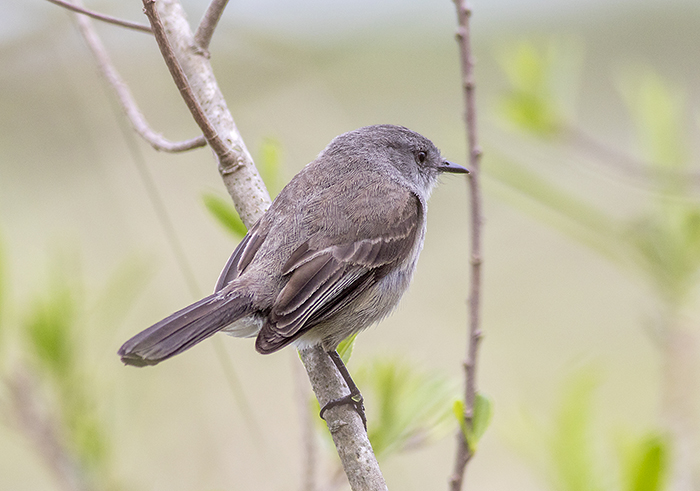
[{"x1": 55, "y1": 0, "x2": 208, "y2": 152}]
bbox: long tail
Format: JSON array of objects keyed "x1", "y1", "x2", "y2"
[{"x1": 118, "y1": 293, "x2": 253, "y2": 367}]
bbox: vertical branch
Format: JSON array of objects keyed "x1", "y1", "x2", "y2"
[{"x1": 449, "y1": 1, "x2": 484, "y2": 490}]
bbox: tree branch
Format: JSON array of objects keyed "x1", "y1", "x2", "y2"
[
  {"x1": 449, "y1": 1, "x2": 484, "y2": 490},
  {"x1": 194, "y1": 0, "x2": 230, "y2": 52},
  {"x1": 141, "y1": 2, "x2": 382, "y2": 488},
  {"x1": 70, "y1": 2, "x2": 207, "y2": 152},
  {"x1": 299, "y1": 346, "x2": 387, "y2": 491},
  {"x1": 142, "y1": 0, "x2": 269, "y2": 226},
  {"x1": 46, "y1": 0, "x2": 152, "y2": 34}
]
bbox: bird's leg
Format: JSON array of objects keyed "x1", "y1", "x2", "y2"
[{"x1": 319, "y1": 350, "x2": 367, "y2": 430}]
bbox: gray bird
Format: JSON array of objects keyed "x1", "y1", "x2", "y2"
[{"x1": 118, "y1": 124, "x2": 468, "y2": 424}]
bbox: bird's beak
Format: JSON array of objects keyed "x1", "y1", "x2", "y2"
[{"x1": 439, "y1": 160, "x2": 469, "y2": 174}]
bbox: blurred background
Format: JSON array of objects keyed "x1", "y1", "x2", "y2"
[{"x1": 1, "y1": 0, "x2": 699, "y2": 490}]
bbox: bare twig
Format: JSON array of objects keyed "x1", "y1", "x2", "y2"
[
  {"x1": 194, "y1": 0, "x2": 230, "y2": 52},
  {"x1": 71, "y1": 4, "x2": 207, "y2": 152},
  {"x1": 449, "y1": 1, "x2": 484, "y2": 490},
  {"x1": 46, "y1": 0, "x2": 152, "y2": 34}
]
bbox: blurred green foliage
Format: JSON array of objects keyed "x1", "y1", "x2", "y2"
[
  {"x1": 495, "y1": 38, "x2": 692, "y2": 491},
  {"x1": 497, "y1": 38, "x2": 583, "y2": 137},
  {"x1": 24, "y1": 262, "x2": 79, "y2": 379},
  {"x1": 495, "y1": 39, "x2": 700, "y2": 310},
  {"x1": 620, "y1": 434, "x2": 668, "y2": 491},
  {"x1": 21, "y1": 257, "x2": 110, "y2": 479},
  {"x1": 355, "y1": 358, "x2": 456, "y2": 460},
  {"x1": 617, "y1": 67, "x2": 687, "y2": 171},
  {"x1": 507, "y1": 369, "x2": 669, "y2": 491},
  {"x1": 0, "y1": 248, "x2": 151, "y2": 491},
  {"x1": 549, "y1": 370, "x2": 603, "y2": 491}
]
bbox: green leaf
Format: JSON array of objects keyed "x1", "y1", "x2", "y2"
[
  {"x1": 454, "y1": 393, "x2": 494, "y2": 452},
  {"x1": 621, "y1": 434, "x2": 668, "y2": 491},
  {"x1": 453, "y1": 399, "x2": 468, "y2": 440},
  {"x1": 337, "y1": 333, "x2": 358, "y2": 365},
  {"x1": 471, "y1": 393, "x2": 494, "y2": 447},
  {"x1": 626, "y1": 203, "x2": 700, "y2": 304},
  {"x1": 550, "y1": 368, "x2": 602, "y2": 491},
  {"x1": 202, "y1": 192, "x2": 248, "y2": 238}
]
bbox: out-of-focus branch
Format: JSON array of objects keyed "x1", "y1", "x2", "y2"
[
  {"x1": 449, "y1": 1, "x2": 484, "y2": 490},
  {"x1": 4, "y1": 369, "x2": 89, "y2": 491},
  {"x1": 46, "y1": 0, "x2": 153, "y2": 34},
  {"x1": 194, "y1": 0, "x2": 230, "y2": 52},
  {"x1": 71, "y1": 3, "x2": 207, "y2": 152}
]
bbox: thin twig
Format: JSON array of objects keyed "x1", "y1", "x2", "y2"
[
  {"x1": 141, "y1": 0, "x2": 241, "y2": 169},
  {"x1": 71, "y1": 5, "x2": 207, "y2": 152},
  {"x1": 449, "y1": 1, "x2": 484, "y2": 490},
  {"x1": 194, "y1": 0, "x2": 230, "y2": 52},
  {"x1": 46, "y1": 0, "x2": 152, "y2": 34}
]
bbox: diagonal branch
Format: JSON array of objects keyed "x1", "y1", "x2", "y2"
[
  {"x1": 70, "y1": 2, "x2": 207, "y2": 152},
  {"x1": 194, "y1": 0, "x2": 230, "y2": 52},
  {"x1": 140, "y1": 0, "x2": 269, "y2": 227},
  {"x1": 141, "y1": 0, "x2": 238, "y2": 165},
  {"x1": 46, "y1": 0, "x2": 152, "y2": 34},
  {"x1": 449, "y1": 1, "x2": 484, "y2": 490}
]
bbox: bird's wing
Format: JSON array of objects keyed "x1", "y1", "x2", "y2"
[
  {"x1": 255, "y1": 189, "x2": 422, "y2": 353},
  {"x1": 214, "y1": 220, "x2": 266, "y2": 292}
]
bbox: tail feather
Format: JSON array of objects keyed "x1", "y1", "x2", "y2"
[{"x1": 118, "y1": 293, "x2": 252, "y2": 366}]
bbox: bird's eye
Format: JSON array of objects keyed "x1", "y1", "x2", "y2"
[{"x1": 416, "y1": 151, "x2": 427, "y2": 164}]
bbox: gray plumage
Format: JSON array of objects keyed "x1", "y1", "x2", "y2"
[{"x1": 118, "y1": 125, "x2": 467, "y2": 367}]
